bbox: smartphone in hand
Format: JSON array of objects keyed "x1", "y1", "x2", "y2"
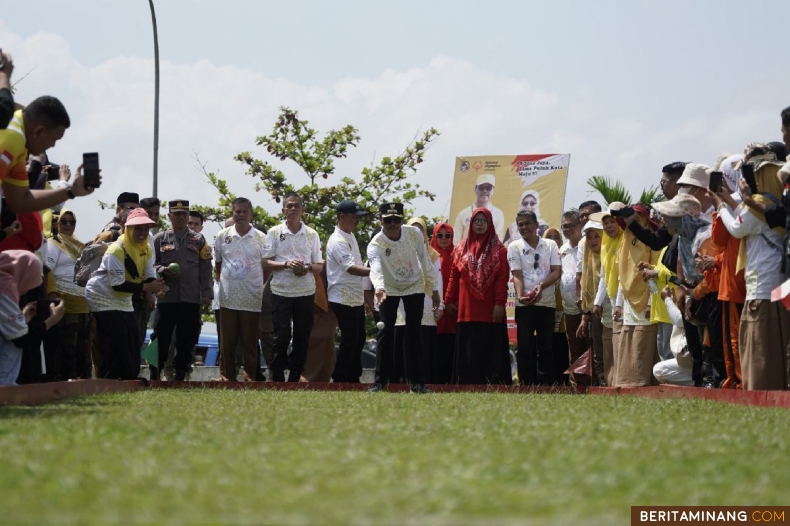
[
  {"x1": 709, "y1": 171, "x2": 723, "y2": 193},
  {"x1": 741, "y1": 164, "x2": 758, "y2": 195},
  {"x1": 82, "y1": 152, "x2": 101, "y2": 188}
]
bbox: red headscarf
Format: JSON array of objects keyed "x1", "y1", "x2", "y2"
[
  {"x1": 452, "y1": 207, "x2": 505, "y2": 301},
  {"x1": 430, "y1": 221, "x2": 454, "y2": 295}
]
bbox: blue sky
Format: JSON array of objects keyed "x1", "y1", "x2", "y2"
[{"x1": 4, "y1": 0, "x2": 789, "y2": 240}]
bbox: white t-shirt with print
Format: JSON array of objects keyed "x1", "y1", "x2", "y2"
[
  {"x1": 85, "y1": 248, "x2": 157, "y2": 313},
  {"x1": 45, "y1": 241, "x2": 85, "y2": 298},
  {"x1": 0, "y1": 295, "x2": 28, "y2": 340},
  {"x1": 507, "y1": 236, "x2": 561, "y2": 309},
  {"x1": 395, "y1": 257, "x2": 443, "y2": 326},
  {"x1": 214, "y1": 225, "x2": 267, "y2": 312},
  {"x1": 326, "y1": 226, "x2": 365, "y2": 307},
  {"x1": 718, "y1": 204, "x2": 786, "y2": 300},
  {"x1": 559, "y1": 241, "x2": 580, "y2": 315},
  {"x1": 262, "y1": 222, "x2": 322, "y2": 298},
  {"x1": 367, "y1": 225, "x2": 438, "y2": 298}
]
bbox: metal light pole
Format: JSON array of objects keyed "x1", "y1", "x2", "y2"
[{"x1": 148, "y1": 0, "x2": 160, "y2": 198}]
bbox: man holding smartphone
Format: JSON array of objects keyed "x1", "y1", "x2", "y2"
[{"x1": 0, "y1": 96, "x2": 99, "y2": 216}]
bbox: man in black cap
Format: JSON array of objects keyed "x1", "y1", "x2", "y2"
[
  {"x1": 367, "y1": 202, "x2": 440, "y2": 393},
  {"x1": 99, "y1": 192, "x2": 140, "y2": 241},
  {"x1": 151, "y1": 199, "x2": 214, "y2": 380},
  {"x1": 326, "y1": 201, "x2": 370, "y2": 383}
]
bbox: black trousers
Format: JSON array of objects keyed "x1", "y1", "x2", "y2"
[
  {"x1": 151, "y1": 302, "x2": 201, "y2": 381},
  {"x1": 434, "y1": 333, "x2": 456, "y2": 384},
  {"x1": 515, "y1": 305, "x2": 556, "y2": 385},
  {"x1": 375, "y1": 293, "x2": 424, "y2": 385},
  {"x1": 94, "y1": 310, "x2": 141, "y2": 380},
  {"x1": 683, "y1": 318, "x2": 705, "y2": 387},
  {"x1": 270, "y1": 293, "x2": 315, "y2": 379},
  {"x1": 330, "y1": 302, "x2": 366, "y2": 383},
  {"x1": 702, "y1": 293, "x2": 724, "y2": 387},
  {"x1": 57, "y1": 313, "x2": 91, "y2": 380}
]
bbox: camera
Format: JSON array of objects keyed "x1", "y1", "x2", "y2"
[
  {"x1": 609, "y1": 206, "x2": 635, "y2": 218},
  {"x1": 46, "y1": 163, "x2": 60, "y2": 181}
]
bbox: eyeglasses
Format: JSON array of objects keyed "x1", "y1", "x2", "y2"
[
  {"x1": 533, "y1": 253, "x2": 540, "y2": 270},
  {"x1": 472, "y1": 217, "x2": 488, "y2": 225},
  {"x1": 59, "y1": 219, "x2": 76, "y2": 226},
  {"x1": 435, "y1": 233, "x2": 452, "y2": 239},
  {"x1": 560, "y1": 223, "x2": 577, "y2": 231},
  {"x1": 477, "y1": 184, "x2": 494, "y2": 192},
  {"x1": 383, "y1": 216, "x2": 402, "y2": 224}
]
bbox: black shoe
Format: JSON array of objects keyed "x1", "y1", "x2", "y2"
[
  {"x1": 410, "y1": 383, "x2": 432, "y2": 394},
  {"x1": 368, "y1": 382, "x2": 387, "y2": 393},
  {"x1": 287, "y1": 370, "x2": 302, "y2": 383},
  {"x1": 270, "y1": 370, "x2": 285, "y2": 382}
]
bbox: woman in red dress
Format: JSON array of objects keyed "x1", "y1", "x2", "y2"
[{"x1": 444, "y1": 207, "x2": 511, "y2": 384}]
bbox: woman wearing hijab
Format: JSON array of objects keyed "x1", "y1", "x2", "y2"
[
  {"x1": 0, "y1": 250, "x2": 64, "y2": 385},
  {"x1": 45, "y1": 209, "x2": 91, "y2": 379},
  {"x1": 578, "y1": 221, "x2": 608, "y2": 385},
  {"x1": 590, "y1": 204, "x2": 626, "y2": 385},
  {"x1": 613, "y1": 204, "x2": 661, "y2": 387},
  {"x1": 713, "y1": 154, "x2": 790, "y2": 390},
  {"x1": 445, "y1": 208, "x2": 511, "y2": 384},
  {"x1": 393, "y1": 218, "x2": 443, "y2": 383},
  {"x1": 85, "y1": 208, "x2": 166, "y2": 380},
  {"x1": 430, "y1": 221, "x2": 456, "y2": 384},
  {"x1": 544, "y1": 227, "x2": 570, "y2": 383}
]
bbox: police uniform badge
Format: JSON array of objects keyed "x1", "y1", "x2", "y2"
[
  {"x1": 225, "y1": 236, "x2": 232, "y2": 244},
  {"x1": 279, "y1": 234, "x2": 286, "y2": 241},
  {"x1": 385, "y1": 248, "x2": 391, "y2": 257}
]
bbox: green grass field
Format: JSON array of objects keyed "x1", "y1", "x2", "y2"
[{"x1": 1, "y1": 390, "x2": 788, "y2": 525}]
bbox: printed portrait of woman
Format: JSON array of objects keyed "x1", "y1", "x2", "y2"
[{"x1": 503, "y1": 189, "x2": 549, "y2": 245}]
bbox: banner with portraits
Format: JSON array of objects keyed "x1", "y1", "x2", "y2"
[{"x1": 448, "y1": 154, "x2": 571, "y2": 343}]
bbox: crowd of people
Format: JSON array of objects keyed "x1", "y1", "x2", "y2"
[{"x1": 2, "y1": 43, "x2": 790, "y2": 393}]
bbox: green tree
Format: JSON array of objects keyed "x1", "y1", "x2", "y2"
[
  {"x1": 195, "y1": 107, "x2": 440, "y2": 252},
  {"x1": 585, "y1": 175, "x2": 665, "y2": 207}
]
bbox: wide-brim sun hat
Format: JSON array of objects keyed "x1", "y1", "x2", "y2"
[
  {"x1": 651, "y1": 193, "x2": 701, "y2": 218},
  {"x1": 587, "y1": 202, "x2": 627, "y2": 223},
  {"x1": 676, "y1": 162, "x2": 711, "y2": 189},
  {"x1": 125, "y1": 208, "x2": 156, "y2": 227}
]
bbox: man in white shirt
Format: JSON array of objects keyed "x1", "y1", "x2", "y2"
[
  {"x1": 452, "y1": 173, "x2": 506, "y2": 243},
  {"x1": 559, "y1": 210, "x2": 592, "y2": 383},
  {"x1": 262, "y1": 193, "x2": 323, "y2": 382},
  {"x1": 214, "y1": 198, "x2": 267, "y2": 381},
  {"x1": 326, "y1": 201, "x2": 371, "y2": 383},
  {"x1": 367, "y1": 202, "x2": 439, "y2": 393},
  {"x1": 508, "y1": 210, "x2": 561, "y2": 385}
]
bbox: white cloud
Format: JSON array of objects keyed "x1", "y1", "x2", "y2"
[{"x1": 2, "y1": 23, "x2": 782, "y2": 245}]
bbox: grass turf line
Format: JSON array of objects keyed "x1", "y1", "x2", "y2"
[{"x1": 0, "y1": 390, "x2": 788, "y2": 525}]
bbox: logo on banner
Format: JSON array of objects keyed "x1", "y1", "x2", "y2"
[
  {"x1": 459, "y1": 160, "x2": 470, "y2": 173},
  {"x1": 472, "y1": 161, "x2": 483, "y2": 172}
]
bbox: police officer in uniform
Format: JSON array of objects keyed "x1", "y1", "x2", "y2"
[{"x1": 152, "y1": 200, "x2": 213, "y2": 380}]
